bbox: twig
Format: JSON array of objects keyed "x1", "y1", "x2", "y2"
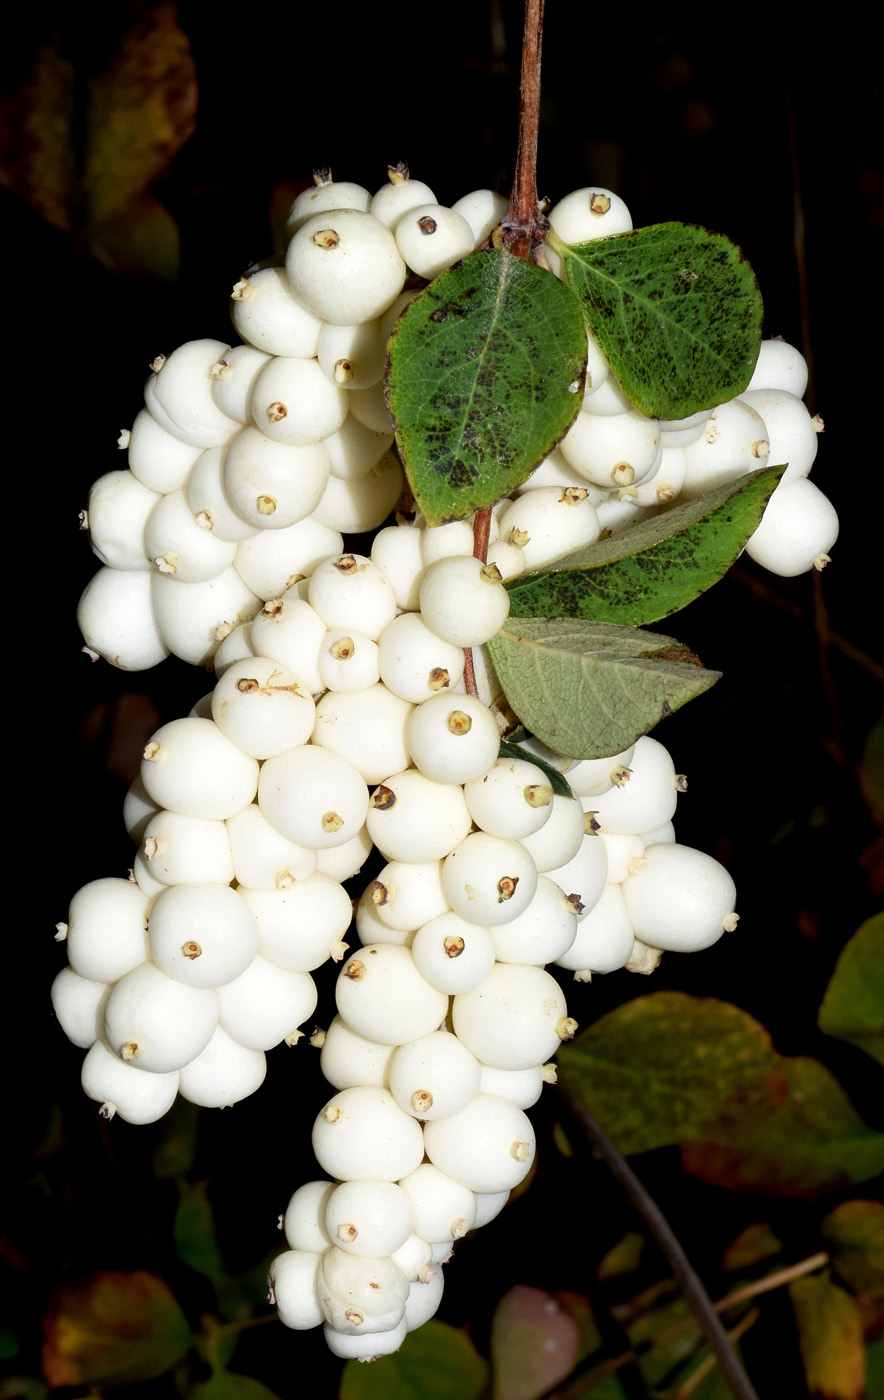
[
  {"x1": 501, "y1": 0, "x2": 547, "y2": 260},
  {"x1": 715, "y1": 1251, "x2": 829, "y2": 1312},
  {"x1": 555, "y1": 1081, "x2": 761, "y2": 1400},
  {"x1": 672, "y1": 1307, "x2": 762, "y2": 1400}
]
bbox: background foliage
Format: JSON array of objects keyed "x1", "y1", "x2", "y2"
[{"x1": 4, "y1": 3, "x2": 880, "y2": 1396}]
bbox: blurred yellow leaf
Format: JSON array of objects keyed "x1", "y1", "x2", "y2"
[
  {"x1": 0, "y1": 45, "x2": 75, "y2": 228},
  {"x1": 790, "y1": 1271, "x2": 865, "y2": 1400},
  {"x1": 41, "y1": 1269, "x2": 192, "y2": 1388},
  {"x1": 84, "y1": 2, "x2": 197, "y2": 223}
]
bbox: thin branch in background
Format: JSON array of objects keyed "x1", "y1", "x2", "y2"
[
  {"x1": 556, "y1": 1080, "x2": 761, "y2": 1400},
  {"x1": 672, "y1": 1308, "x2": 762, "y2": 1400}
]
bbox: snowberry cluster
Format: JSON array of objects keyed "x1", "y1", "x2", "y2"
[
  {"x1": 76, "y1": 170, "x2": 836, "y2": 678},
  {"x1": 58, "y1": 165, "x2": 811, "y2": 1359},
  {"x1": 267, "y1": 719, "x2": 736, "y2": 1357}
]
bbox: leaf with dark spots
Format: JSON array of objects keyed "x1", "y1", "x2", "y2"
[
  {"x1": 385, "y1": 249, "x2": 587, "y2": 524},
  {"x1": 504, "y1": 467, "x2": 784, "y2": 627},
  {"x1": 555, "y1": 222, "x2": 762, "y2": 418}
]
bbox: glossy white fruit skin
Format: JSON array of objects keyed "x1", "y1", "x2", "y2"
[
  {"x1": 490, "y1": 875, "x2": 577, "y2": 965},
  {"x1": 177, "y1": 1025, "x2": 266, "y2": 1108},
  {"x1": 398, "y1": 1163, "x2": 477, "y2": 1243},
  {"x1": 268, "y1": 1249, "x2": 324, "y2": 1330},
  {"x1": 419, "y1": 556, "x2": 510, "y2": 647},
  {"x1": 744, "y1": 477, "x2": 838, "y2": 576},
  {"x1": 140, "y1": 718, "x2": 259, "y2": 821},
  {"x1": 324, "y1": 1180, "x2": 415, "y2": 1259},
  {"x1": 334, "y1": 944, "x2": 449, "y2": 1047},
  {"x1": 312, "y1": 1086, "x2": 425, "y2": 1182},
  {"x1": 240, "y1": 874, "x2": 353, "y2": 973},
  {"x1": 103, "y1": 962, "x2": 219, "y2": 1073},
  {"x1": 226, "y1": 804, "x2": 317, "y2": 890},
  {"x1": 78, "y1": 567, "x2": 171, "y2": 671},
  {"x1": 144, "y1": 489, "x2": 237, "y2": 583},
  {"x1": 86, "y1": 470, "x2": 158, "y2": 571},
  {"x1": 369, "y1": 861, "x2": 448, "y2": 933},
  {"x1": 145, "y1": 339, "x2": 240, "y2": 447},
  {"x1": 441, "y1": 832, "x2": 538, "y2": 926},
  {"x1": 410, "y1": 911, "x2": 497, "y2": 996},
  {"x1": 404, "y1": 1265, "x2": 445, "y2": 1332},
  {"x1": 555, "y1": 881, "x2": 636, "y2": 976},
  {"x1": 150, "y1": 566, "x2": 261, "y2": 668},
  {"x1": 496, "y1": 486, "x2": 601, "y2": 569},
  {"x1": 283, "y1": 1180, "x2": 334, "y2": 1253},
  {"x1": 452, "y1": 963, "x2": 570, "y2": 1070},
  {"x1": 249, "y1": 355, "x2": 348, "y2": 446},
  {"x1": 405, "y1": 692, "x2": 502, "y2": 785},
  {"x1": 287, "y1": 179, "x2": 371, "y2": 235},
  {"x1": 185, "y1": 446, "x2": 261, "y2": 544},
  {"x1": 230, "y1": 267, "x2": 323, "y2": 358},
  {"x1": 377, "y1": 612, "x2": 465, "y2": 703},
  {"x1": 51, "y1": 967, "x2": 109, "y2": 1049},
  {"x1": 586, "y1": 736, "x2": 678, "y2": 836},
  {"x1": 286, "y1": 210, "x2": 407, "y2": 325},
  {"x1": 621, "y1": 843, "x2": 737, "y2": 952},
  {"x1": 248, "y1": 595, "x2": 325, "y2": 692},
  {"x1": 211, "y1": 658, "x2": 316, "y2": 760},
  {"x1": 393, "y1": 204, "x2": 474, "y2": 279},
  {"x1": 64, "y1": 877, "x2": 150, "y2": 984},
  {"x1": 745, "y1": 338, "x2": 809, "y2": 398},
  {"x1": 366, "y1": 770, "x2": 472, "y2": 863},
  {"x1": 222, "y1": 428, "x2": 331, "y2": 531},
  {"x1": 258, "y1": 744, "x2": 369, "y2": 849},
  {"x1": 140, "y1": 811, "x2": 234, "y2": 887},
  {"x1": 319, "y1": 1016, "x2": 394, "y2": 1091},
  {"x1": 147, "y1": 884, "x2": 258, "y2": 988},
  {"x1": 463, "y1": 757, "x2": 554, "y2": 840},
  {"x1": 322, "y1": 1318, "x2": 408, "y2": 1360},
  {"x1": 234, "y1": 517, "x2": 343, "y2": 601},
  {"x1": 450, "y1": 189, "x2": 509, "y2": 245},
  {"x1": 81, "y1": 1038, "x2": 180, "y2": 1124},
  {"x1": 422, "y1": 1093, "x2": 536, "y2": 1194},
  {"x1": 216, "y1": 956, "x2": 317, "y2": 1050},
  {"x1": 127, "y1": 408, "x2": 201, "y2": 494},
  {"x1": 387, "y1": 1030, "x2": 482, "y2": 1121},
  {"x1": 518, "y1": 795, "x2": 586, "y2": 873},
  {"x1": 312, "y1": 684, "x2": 413, "y2": 785}
]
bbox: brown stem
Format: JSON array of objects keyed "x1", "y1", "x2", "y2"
[
  {"x1": 473, "y1": 506, "x2": 492, "y2": 563},
  {"x1": 716, "y1": 1252, "x2": 829, "y2": 1312},
  {"x1": 672, "y1": 1308, "x2": 762, "y2": 1400},
  {"x1": 502, "y1": 0, "x2": 548, "y2": 261},
  {"x1": 556, "y1": 1082, "x2": 761, "y2": 1400},
  {"x1": 463, "y1": 646, "x2": 479, "y2": 698}
]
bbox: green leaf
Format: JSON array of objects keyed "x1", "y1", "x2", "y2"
[
  {"x1": 174, "y1": 1181, "x2": 227, "y2": 1285},
  {"x1": 680, "y1": 1055, "x2": 884, "y2": 1196},
  {"x1": 497, "y1": 741, "x2": 575, "y2": 798},
  {"x1": 557, "y1": 992, "x2": 884, "y2": 1196},
  {"x1": 193, "y1": 1373, "x2": 284, "y2": 1400},
  {"x1": 789, "y1": 1272, "x2": 865, "y2": 1400},
  {"x1": 818, "y1": 914, "x2": 884, "y2": 1066},
  {"x1": 821, "y1": 1201, "x2": 884, "y2": 1295},
  {"x1": 722, "y1": 1224, "x2": 783, "y2": 1273},
  {"x1": 340, "y1": 1320, "x2": 488, "y2": 1400},
  {"x1": 503, "y1": 467, "x2": 785, "y2": 626},
  {"x1": 555, "y1": 222, "x2": 762, "y2": 419},
  {"x1": 41, "y1": 1270, "x2": 192, "y2": 1389},
  {"x1": 385, "y1": 249, "x2": 587, "y2": 525},
  {"x1": 487, "y1": 618, "x2": 719, "y2": 759},
  {"x1": 491, "y1": 1286, "x2": 579, "y2": 1400}
]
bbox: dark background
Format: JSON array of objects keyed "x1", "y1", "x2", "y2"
[{"x1": 5, "y1": 3, "x2": 881, "y2": 1395}]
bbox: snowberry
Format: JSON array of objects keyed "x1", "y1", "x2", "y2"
[
  {"x1": 312, "y1": 1086, "x2": 425, "y2": 1182},
  {"x1": 419, "y1": 556, "x2": 510, "y2": 647},
  {"x1": 422, "y1": 1093, "x2": 536, "y2": 1195},
  {"x1": 286, "y1": 209, "x2": 407, "y2": 325},
  {"x1": 621, "y1": 843, "x2": 738, "y2": 952}
]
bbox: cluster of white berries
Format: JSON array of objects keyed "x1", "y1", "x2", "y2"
[
  {"x1": 268, "y1": 718, "x2": 738, "y2": 1359},
  {"x1": 59, "y1": 166, "x2": 823, "y2": 1359},
  {"x1": 76, "y1": 170, "x2": 835, "y2": 678}
]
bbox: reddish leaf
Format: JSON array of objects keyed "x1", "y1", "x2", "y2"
[
  {"x1": 790, "y1": 1272, "x2": 865, "y2": 1400},
  {"x1": 822, "y1": 1201, "x2": 884, "y2": 1295},
  {"x1": 722, "y1": 1223, "x2": 783, "y2": 1273},
  {"x1": 41, "y1": 1270, "x2": 191, "y2": 1388},
  {"x1": 491, "y1": 1285, "x2": 579, "y2": 1400}
]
